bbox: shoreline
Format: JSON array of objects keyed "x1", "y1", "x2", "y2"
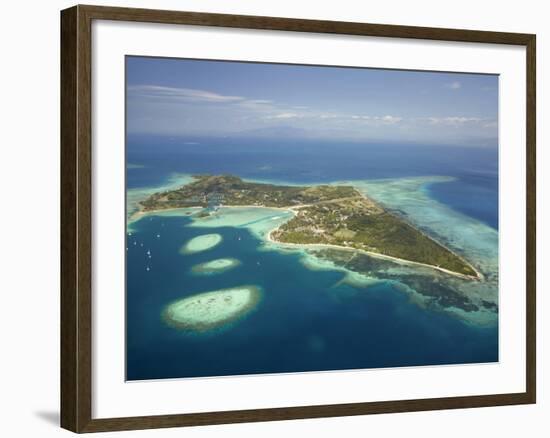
[
  {"x1": 129, "y1": 203, "x2": 297, "y2": 224},
  {"x1": 129, "y1": 180, "x2": 483, "y2": 281},
  {"x1": 266, "y1": 225, "x2": 481, "y2": 281},
  {"x1": 129, "y1": 206, "x2": 201, "y2": 222},
  {"x1": 264, "y1": 205, "x2": 483, "y2": 281}
]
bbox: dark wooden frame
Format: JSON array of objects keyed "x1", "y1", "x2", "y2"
[{"x1": 61, "y1": 4, "x2": 536, "y2": 433}]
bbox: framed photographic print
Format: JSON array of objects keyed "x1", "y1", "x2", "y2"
[{"x1": 60, "y1": 4, "x2": 536, "y2": 433}]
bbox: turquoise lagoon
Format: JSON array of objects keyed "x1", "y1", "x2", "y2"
[{"x1": 126, "y1": 139, "x2": 498, "y2": 380}]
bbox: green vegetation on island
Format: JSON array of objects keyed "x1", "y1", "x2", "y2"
[
  {"x1": 272, "y1": 198, "x2": 478, "y2": 277},
  {"x1": 139, "y1": 174, "x2": 357, "y2": 210},
  {"x1": 140, "y1": 174, "x2": 479, "y2": 278}
]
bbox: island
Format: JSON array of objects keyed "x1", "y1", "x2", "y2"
[
  {"x1": 191, "y1": 258, "x2": 242, "y2": 275},
  {"x1": 179, "y1": 233, "x2": 223, "y2": 254},
  {"x1": 162, "y1": 285, "x2": 262, "y2": 331},
  {"x1": 139, "y1": 174, "x2": 481, "y2": 279}
]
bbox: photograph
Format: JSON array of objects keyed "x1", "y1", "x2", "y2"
[
  {"x1": 0, "y1": 0, "x2": 542, "y2": 435},
  {"x1": 125, "y1": 56, "x2": 500, "y2": 381}
]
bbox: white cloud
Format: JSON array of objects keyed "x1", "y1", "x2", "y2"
[
  {"x1": 247, "y1": 99, "x2": 272, "y2": 104},
  {"x1": 482, "y1": 121, "x2": 498, "y2": 129},
  {"x1": 427, "y1": 116, "x2": 482, "y2": 125},
  {"x1": 381, "y1": 115, "x2": 403, "y2": 124},
  {"x1": 265, "y1": 112, "x2": 302, "y2": 119},
  {"x1": 350, "y1": 115, "x2": 403, "y2": 125},
  {"x1": 237, "y1": 99, "x2": 276, "y2": 111},
  {"x1": 128, "y1": 85, "x2": 245, "y2": 103},
  {"x1": 127, "y1": 83, "x2": 496, "y2": 143},
  {"x1": 446, "y1": 81, "x2": 462, "y2": 90}
]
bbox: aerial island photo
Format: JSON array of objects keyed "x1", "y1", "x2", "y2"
[{"x1": 126, "y1": 56, "x2": 499, "y2": 380}]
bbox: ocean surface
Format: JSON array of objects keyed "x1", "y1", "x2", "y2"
[{"x1": 126, "y1": 136, "x2": 499, "y2": 380}]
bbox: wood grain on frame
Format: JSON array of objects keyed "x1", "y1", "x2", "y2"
[{"x1": 60, "y1": 4, "x2": 536, "y2": 433}]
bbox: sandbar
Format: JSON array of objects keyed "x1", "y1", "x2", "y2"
[
  {"x1": 180, "y1": 233, "x2": 222, "y2": 254},
  {"x1": 162, "y1": 285, "x2": 262, "y2": 331},
  {"x1": 191, "y1": 258, "x2": 241, "y2": 275}
]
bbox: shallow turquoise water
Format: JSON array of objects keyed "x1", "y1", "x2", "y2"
[
  {"x1": 126, "y1": 138, "x2": 499, "y2": 380},
  {"x1": 127, "y1": 212, "x2": 497, "y2": 380}
]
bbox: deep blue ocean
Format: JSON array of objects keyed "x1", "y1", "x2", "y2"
[{"x1": 126, "y1": 136, "x2": 498, "y2": 380}]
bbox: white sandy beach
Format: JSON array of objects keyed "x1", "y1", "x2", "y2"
[{"x1": 162, "y1": 285, "x2": 262, "y2": 331}]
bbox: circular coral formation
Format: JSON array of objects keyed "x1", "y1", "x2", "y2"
[
  {"x1": 191, "y1": 258, "x2": 241, "y2": 275},
  {"x1": 162, "y1": 285, "x2": 262, "y2": 331},
  {"x1": 180, "y1": 233, "x2": 222, "y2": 254}
]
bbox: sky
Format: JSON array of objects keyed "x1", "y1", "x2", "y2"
[{"x1": 126, "y1": 56, "x2": 498, "y2": 146}]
